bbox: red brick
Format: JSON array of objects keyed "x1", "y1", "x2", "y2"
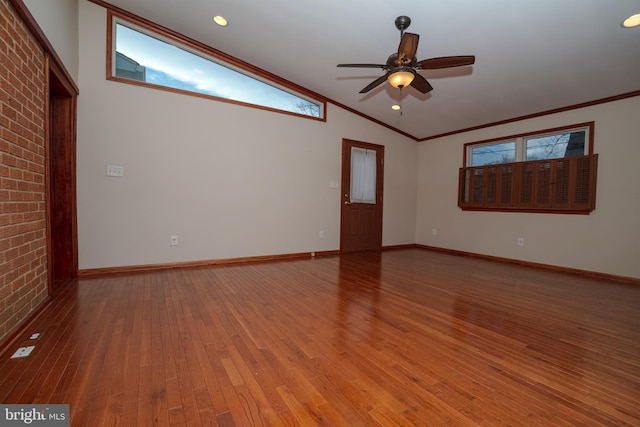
[{"x1": 0, "y1": 0, "x2": 48, "y2": 342}]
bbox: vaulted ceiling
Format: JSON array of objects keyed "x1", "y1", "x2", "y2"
[{"x1": 102, "y1": 0, "x2": 640, "y2": 140}]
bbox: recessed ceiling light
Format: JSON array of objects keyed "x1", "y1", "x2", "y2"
[
  {"x1": 213, "y1": 15, "x2": 228, "y2": 27},
  {"x1": 391, "y1": 104, "x2": 401, "y2": 111},
  {"x1": 622, "y1": 13, "x2": 640, "y2": 28}
]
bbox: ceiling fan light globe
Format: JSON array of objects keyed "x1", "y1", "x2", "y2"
[
  {"x1": 213, "y1": 15, "x2": 228, "y2": 26},
  {"x1": 622, "y1": 13, "x2": 640, "y2": 28},
  {"x1": 388, "y1": 70, "x2": 415, "y2": 89}
]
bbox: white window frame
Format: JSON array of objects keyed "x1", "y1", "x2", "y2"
[{"x1": 466, "y1": 124, "x2": 591, "y2": 167}]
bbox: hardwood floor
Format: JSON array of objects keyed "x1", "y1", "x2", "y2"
[{"x1": 1, "y1": 249, "x2": 639, "y2": 426}]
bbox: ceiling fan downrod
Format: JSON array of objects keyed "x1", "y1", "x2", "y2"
[{"x1": 394, "y1": 15, "x2": 411, "y2": 38}]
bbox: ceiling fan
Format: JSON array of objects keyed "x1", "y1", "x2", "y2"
[{"x1": 337, "y1": 16, "x2": 475, "y2": 94}]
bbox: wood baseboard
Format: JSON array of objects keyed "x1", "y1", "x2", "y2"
[
  {"x1": 416, "y1": 244, "x2": 640, "y2": 285},
  {"x1": 78, "y1": 250, "x2": 341, "y2": 277},
  {"x1": 381, "y1": 244, "x2": 417, "y2": 251},
  {"x1": 77, "y1": 244, "x2": 638, "y2": 284}
]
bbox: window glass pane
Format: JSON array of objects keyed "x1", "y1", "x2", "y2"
[
  {"x1": 470, "y1": 141, "x2": 515, "y2": 166},
  {"x1": 460, "y1": 124, "x2": 595, "y2": 213},
  {"x1": 350, "y1": 147, "x2": 376, "y2": 204},
  {"x1": 114, "y1": 22, "x2": 322, "y2": 118},
  {"x1": 525, "y1": 130, "x2": 585, "y2": 160}
]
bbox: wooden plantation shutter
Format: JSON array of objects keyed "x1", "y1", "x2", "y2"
[
  {"x1": 517, "y1": 162, "x2": 535, "y2": 208},
  {"x1": 553, "y1": 159, "x2": 571, "y2": 208},
  {"x1": 536, "y1": 161, "x2": 552, "y2": 207},
  {"x1": 499, "y1": 164, "x2": 513, "y2": 207},
  {"x1": 486, "y1": 166, "x2": 498, "y2": 206},
  {"x1": 458, "y1": 154, "x2": 597, "y2": 213},
  {"x1": 574, "y1": 155, "x2": 597, "y2": 210}
]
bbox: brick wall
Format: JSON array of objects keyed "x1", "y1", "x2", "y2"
[{"x1": 0, "y1": 0, "x2": 49, "y2": 341}]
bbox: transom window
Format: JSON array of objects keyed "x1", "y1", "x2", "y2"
[
  {"x1": 459, "y1": 123, "x2": 597, "y2": 214},
  {"x1": 109, "y1": 15, "x2": 324, "y2": 119}
]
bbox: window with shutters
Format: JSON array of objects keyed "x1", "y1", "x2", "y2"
[{"x1": 458, "y1": 123, "x2": 597, "y2": 213}]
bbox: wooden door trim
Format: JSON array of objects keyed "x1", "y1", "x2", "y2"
[
  {"x1": 340, "y1": 139, "x2": 384, "y2": 253},
  {"x1": 46, "y1": 54, "x2": 78, "y2": 296}
]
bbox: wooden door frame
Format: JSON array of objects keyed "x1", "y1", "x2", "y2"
[
  {"x1": 45, "y1": 56, "x2": 78, "y2": 295},
  {"x1": 340, "y1": 139, "x2": 384, "y2": 253}
]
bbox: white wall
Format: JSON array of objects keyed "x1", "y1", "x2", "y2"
[
  {"x1": 76, "y1": 2, "x2": 417, "y2": 269},
  {"x1": 23, "y1": 0, "x2": 79, "y2": 83},
  {"x1": 74, "y1": 2, "x2": 638, "y2": 278},
  {"x1": 416, "y1": 95, "x2": 640, "y2": 279}
]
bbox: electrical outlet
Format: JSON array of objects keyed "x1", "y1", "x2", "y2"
[
  {"x1": 319, "y1": 230, "x2": 325, "y2": 239},
  {"x1": 106, "y1": 165, "x2": 124, "y2": 177},
  {"x1": 517, "y1": 237, "x2": 525, "y2": 247},
  {"x1": 170, "y1": 235, "x2": 178, "y2": 246},
  {"x1": 432, "y1": 228, "x2": 437, "y2": 236},
  {"x1": 11, "y1": 346, "x2": 35, "y2": 358}
]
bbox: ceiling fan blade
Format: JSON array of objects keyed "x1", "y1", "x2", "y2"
[
  {"x1": 398, "y1": 33, "x2": 419, "y2": 63},
  {"x1": 337, "y1": 63, "x2": 386, "y2": 68},
  {"x1": 359, "y1": 74, "x2": 389, "y2": 93},
  {"x1": 410, "y1": 73, "x2": 433, "y2": 94},
  {"x1": 416, "y1": 55, "x2": 475, "y2": 69}
]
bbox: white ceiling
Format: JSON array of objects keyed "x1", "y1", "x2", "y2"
[{"x1": 103, "y1": 0, "x2": 640, "y2": 140}]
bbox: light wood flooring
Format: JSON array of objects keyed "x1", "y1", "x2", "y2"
[{"x1": 1, "y1": 249, "x2": 639, "y2": 426}]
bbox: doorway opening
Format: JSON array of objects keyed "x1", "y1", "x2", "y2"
[{"x1": 46, "y1": 59, "x2": 78, "y2": 295}]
